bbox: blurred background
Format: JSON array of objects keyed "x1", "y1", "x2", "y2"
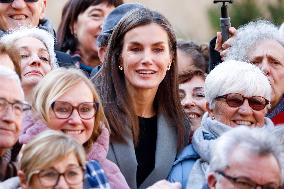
[{"x1": 46, "y1": 0, "x2": 284, "y2": 44}]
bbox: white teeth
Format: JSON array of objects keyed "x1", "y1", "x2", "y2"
[
  {"x1": 137, "y1": 70, "x2": 155, "y2": 74},
  {"x1": 235, "y1": 120, "x2": 252, "y2": 126},
  {"x1": 63, "y1": 130, "x2": 82, "y2": 135},
  {"x1": 188, "y1": 113, "x2": 198, "y2": 119},
  {"x1": 11, "y1": 15, "x2": 26, "y2": 20}
]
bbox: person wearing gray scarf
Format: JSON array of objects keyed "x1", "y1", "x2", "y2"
[{"x1": 169, "y1": 60, "x2": 274, "y2": 189}]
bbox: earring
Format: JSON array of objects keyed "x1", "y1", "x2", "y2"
[
  {"x1": 167, "y1": 64, "x2": 171, "y2": 70},
  {"x1": 118, "y1": 65, "x2": 123, "y2": 70}
]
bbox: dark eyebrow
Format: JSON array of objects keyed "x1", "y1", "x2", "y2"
[
  {"x1": 88, "y1": 7, "x2": 104, "y2": 14},
  {"x1": 193, "y1": 87, "x2": 204, "y2": 91}
]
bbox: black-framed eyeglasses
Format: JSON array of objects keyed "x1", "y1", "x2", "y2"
[
  {"x1": 216, "y1": 171, "x2": 281, "y2": 189},
  {"x1": 0, "y1": 0, "x2": 38, "y2": 3},
  {"x1": 28, "y1": 166, "x2": 84, "y2": 187},
  {"x1": 0, "y1": 97, "x2": 31, "y2": 116},
  {"x1": 215, "y1": 93, "x2": 270, "y2": 111},
  {"x1": 51, "y1": 101, "x2": 99, "y2": 120}
]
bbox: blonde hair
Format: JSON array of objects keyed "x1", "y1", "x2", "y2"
[
  {"x1": 33, "y1": 68, "x2": 109, "y2": 151},
  {"x1": 20, "y1": 130, "x2": 86, "y2": 183}
]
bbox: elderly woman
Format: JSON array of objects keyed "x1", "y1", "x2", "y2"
[
  {"x1": 0, "y1": 28, "x2": 59, "y2": 145},
  {"x1": 92, "y1": 7, "x2": 190, "y2": 189},
  {"x1": 30, "y1": 68, "x2": 129, "y2": 189},
  {"x1": 1, "y1": 27, "x2": 58, "y2": 103},
  {"x1": 168, "y1": 60, "x2": 273, "y2": 189},
  {"x1": 57, "y1": 0, "x2": 123, "y2": 76},
  {"x1": 221, "y1": 20, "x2": 284, "y2": 125},
  {"x1": 0, "y1": 130, "x2": 109, "y2": 189}
]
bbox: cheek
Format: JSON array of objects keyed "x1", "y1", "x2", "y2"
[
  {"x1": 48, "y1": 114, "x2": 66, "y2": 131},
  {"x1": 196, "y1": 99, "x2": 207, "y2": 112},
  {"x1": 20, "y1": 60, "x2": 29, "y2": 71},
  {"x1": 42, "y1": 64, "x2": 52, "y2": 74},
  {"x1": 254, "y1": 111, "x2": 266, "y2": 125}
]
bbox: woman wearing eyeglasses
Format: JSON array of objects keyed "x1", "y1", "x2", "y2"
[
  {"x1": 29, "y1": 68, "x2": 129, "y2": 189},
  {"x1": 168, "y1": 60, "x2": 274, "y2": 189},
  {"x1": 1, "y1": 130, "x2": 109, "y2": 189},
  {"x1": 18, "y1": 130, "x2": 87, "y2": 189}
]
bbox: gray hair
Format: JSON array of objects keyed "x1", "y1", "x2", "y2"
[
  {"x1": 0, "y1": 65, "x2": 23, "y2": 96},
  {"x1": 205, "y1": 60, "x2": 271, "y2": 108},
  {"x1": 1, "y1": 27, "x2": 58, "y2": 69},
  {"x1": 209, "y1": 126, "x2": 284, "y2": 184},
  {"x1": 225, "y1": 20, "x2": 284, "y2": 62},
  {"x1": 272, "y1": 126, "x2": 284, "y2": 147}
]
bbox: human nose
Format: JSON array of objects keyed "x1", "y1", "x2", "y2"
[
  {"x1": 0, "y1": 105, "x2": 17, "y2": 122},
  {"x1": 141, "y1": 49, "x2": 154, "y2": 65},
  {"x1": 181, "y1": 94, "x2": 195, "y2": 108},
  {"x1": 29, "y1": 54, "x2": 42, "y2": 67},
  {"x1": 67, "y1": 108, "x2": 82, "y2": 124},
  {"x1": 11, "y1": 0, "x2": 27, "y2": 9},
  {"x1": 54, "y1": 174, "x2": 69, "y2": 189},
  {"x1": 238, "y1": 99, "x2": 253, "y2": 115},
  {"x1": 258, "y1": 60, "x2": 271, "y2": 76}
]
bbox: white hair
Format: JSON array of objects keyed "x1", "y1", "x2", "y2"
[
  {"x1": 205, "y1": 60, "x2": 271, "y2": 108},
  {"x1": 279, "y1": 23, "x2": 284, "y2": 39},
  {"x1": 0, "y1": 27, "x2": 58, "y2": 69},
  {"x1": 209, "y1": 126, "x2": 284, "y2": 184},
  {"x1": 0, "y1": 65, "x2": 24, "y2": 96},
  {"x1": 225, "y1": 20, "x2": 284, "y2": 62}
]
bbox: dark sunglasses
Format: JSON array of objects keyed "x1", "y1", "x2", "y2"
[
  {"x1": 215, "y1": 93, "x2": 269, "y2": 111},
  {"x1": 0, "y1": 0, "x2": 38, "y2": 3}
]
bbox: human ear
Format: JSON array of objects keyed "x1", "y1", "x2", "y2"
[
  {"x1": 208, "y1": 173, "x2": 217, "y2": 189},
  {"x1": 206, "y1": 102, "x2": 215, "y2": 119},
  {"x1": 18, "y1": 170, "x2": 29, "y2": 189}
]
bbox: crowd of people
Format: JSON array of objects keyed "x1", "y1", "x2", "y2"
[{"x1": 0, "y1": 0, "x2": 284, "y2": 189}]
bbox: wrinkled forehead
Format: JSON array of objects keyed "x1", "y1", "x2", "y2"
[{"x1": 248, "y1": 39, "x2": 284, "y2": 60}]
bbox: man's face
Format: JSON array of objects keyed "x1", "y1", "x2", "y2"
[
  {"x1": 0, "y1": 76, "x2": 24, "y2": 155},
  {"x1": 208, "y1": 146, "x2": 281, "y2": 189},
  {"x1": 0, "y1": 0, "x2": 46, "y2": 31},
  {"x1": 248, "y1": 39, "x2": 284, "y2": 108}
]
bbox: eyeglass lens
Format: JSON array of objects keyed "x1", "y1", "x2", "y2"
[
  {"x1": 224, "y1": 94, "x2": 267, "y2": 111},
  {"x1": 52, "y1": 101, "x2": 97, "y2": 120},
  {"x1": 38, "y1": 167, "x2": 83, "y2": 187}
]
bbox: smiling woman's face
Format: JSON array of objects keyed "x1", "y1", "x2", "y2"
[
  {"x1": 15, "y1": 36, "x2": 51, "y2": 89},
  {"x1": 47, "y1": 81, "x2": 95, "y2": 145},
  {"x1": 208, "y1": 93, "x2": 267, "y2": 128},
  {"x1": 121, "y1": 23, "x2": 172, "y2": 93},
  {"x1": 179, "y1": 75, "x2": 206, "y2": 131}
]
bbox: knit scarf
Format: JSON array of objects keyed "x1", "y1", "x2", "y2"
[{"x1": 186, "y1": 113, "x2": 274, "y2": 189}]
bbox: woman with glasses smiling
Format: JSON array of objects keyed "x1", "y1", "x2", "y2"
[
  {"x1": 18, "y1": 130, "x2": 86, "y2": 189},
  {"x1": 26, "y1": 68, "x2": 129, "y2": 189},
  {"x1": 168, "y1": 60, "x2": 274, "y2": 189}
]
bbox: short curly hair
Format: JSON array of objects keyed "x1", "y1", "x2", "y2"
[{"x1": 225, "y1": 20, "x2": 284, "y2": 62}]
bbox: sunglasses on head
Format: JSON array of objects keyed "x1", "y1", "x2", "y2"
[
  {"x1": 0, "y1": 0, "x2": 38, "y2": 3},
  {"x1": 215, "y1": 93, "x2": 270, "y2": 111}
]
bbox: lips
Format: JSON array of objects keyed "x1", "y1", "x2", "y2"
[
  {"x1": 136, "y1": 69, "x2": 157, "y2": 75},
  {"x1": 10, "y1": 15, "x2": 27, "y2": 20},
  {"x1": 233, "y1": 120, "x2": 254, "y2": 126},
  {"x1": 185, "y1": 107, "x2": 204, "y2": 120},
  {"x1": 62, "y1": 129, "x2": 83, "y2": 135},
  {"x1": 0, "y1": 125, "x2": 16, "y2": 134},
  {"x1": 24, "y1": 70, "x2": 43, "y2": 76}
]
